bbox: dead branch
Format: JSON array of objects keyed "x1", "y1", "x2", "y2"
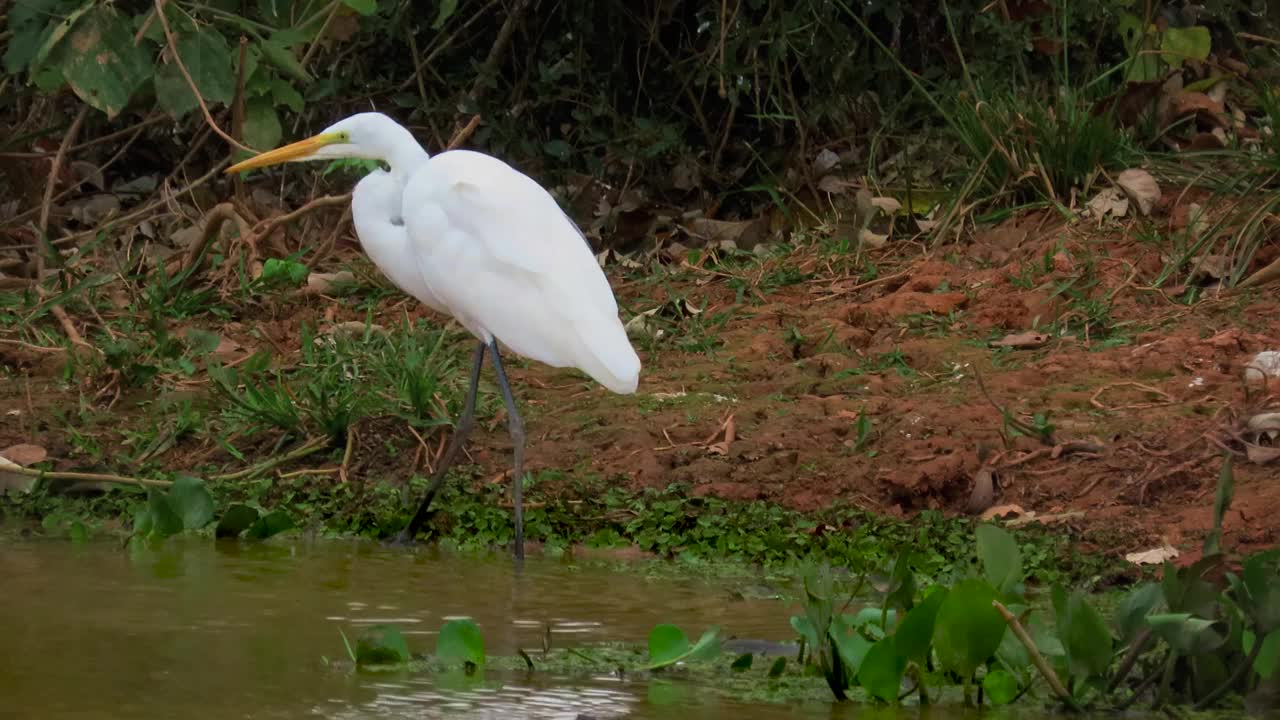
[
  {"x1": 168, "y1": 202, "x2": 254, "y2": 279},
  {"x1": 993, "y1": 600, "x2": 1080, "y2": 710},
  {"x1": 36, "y1": 105, "x2": 89, "y2": 278},
  {"x1": 0, "y1": 461, "x2": 173, "y2": 489}
]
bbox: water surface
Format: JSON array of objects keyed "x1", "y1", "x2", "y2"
[{"x1": 1, "y1": 537, "x2": 844, "y2": 719}]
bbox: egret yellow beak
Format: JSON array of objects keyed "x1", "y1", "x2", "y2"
[{"x1": 224, "y1": 132, "x2": 343, "y2": 174}]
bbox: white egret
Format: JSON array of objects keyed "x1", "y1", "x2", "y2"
[{"x1": 225, "y1": 113, "x2": 641, "y2": 559}]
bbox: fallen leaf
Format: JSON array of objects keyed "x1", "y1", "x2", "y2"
[
  {"x1": 1171, "y1": 91, "x2": 1226, "y2": 126},
  {"x1": 859, "y1": 228, "x2": 888, "y2": 249},
  {"x1": 991, "y1": 331, "x2": 1050, "y2": 349},
  {"x1": 1245, "y1": 444, "x2": 1280, "y2": 464},
  {"x1": 870, "y1": 196, "x2": 903, "y2": 215},
  {"x1": 1189, "y1": 254, "x2": 1230, "y2": 283},
  {"x1": 0, "y1": 444, "x2": 46, "y2": 495},
  {"x1": 1087, "y1": 187, "x2": 1129, "y2": 219},
  {"x1": 1243, "y1": 352, "x2": 1280, "y2": 384},
  {"x1": 324, "y1": 321, "x2": 387, "y2": 339},
  {"x1": 306, "y1": 270, "x2": 356, "y2": 294},
  {"x1": 813, "y1": 148, "x2": 841, "y2": 174},
  {"x1": 967, "y1": 467, "x2": 995, "y2": 513},
  {"x1": 1125, "y1": 544, "x2": 1180, "y2": 565},
  {"x1": 981, "y1": 503, "x2": 1030, "y2": 521},
  {"x1": 706, "y1": 414, "x2": 737, "y2": 456},
  {"x1": 817, "y1": 175, "x2": 858, "y2": 194},
  {"x1": 1, "y1": 444, "x2": 47, "y2": 465},
  {"x1": 1116, "y1": 168, "x2": 1161, "y2": 216}
]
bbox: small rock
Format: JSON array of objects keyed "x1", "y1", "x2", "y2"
[{"x1": 1244, "y1": 351, "x2": 1280, "y2": 384}]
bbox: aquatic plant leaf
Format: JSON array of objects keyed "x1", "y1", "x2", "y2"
[
  {"x1": 133, "y1": 504, "x2": 154, "y2": 536},
  {"x1": 896, "y1": 586, "x2": 947, "y2": 663},
  {"x1": 933, "y1": 578, "x2": 1005, "y2": 677},
  {"x1": 829, "y1": 615, "x2": 872, "y2": 676},
  {"x1": 147, "y1": 489, "x2": 184, "y2": 539},
  {"x1": 731, "y1": 653, "x2": 753, "y2": 671},
  {"x1": 645, "y1": 624, "x2": 720, "y2": 670},
  {"x1": 356, "y1": 624, "x2": 410, "y2": 665},
  {"x1": 1147, "y1": 613, "x2": 1225, "y2": 656},
  {"x1": 1244, "y1": 629, "x2": 1280, "y2": 680},
  {"x1": 884, "y1": 549, "x2": 917, "y2": 611},
  {"x1": 858, "y1": 636, "x2": 906, "y2": 703},
  {"x1": 976, "y1": 523, "x2": 1022, "y2": 595},
  {"x1": 767, "y1": 656, "x2": 787, "y2": 678},
  {"x1": 1114, "y1": 582, "x2": 1163, "y2": 644},
  {"x1": 1053, "y1": 587, "x2": 1113, "y2": 678},
  {"x1": 437, "y1": 618, "x2": 486, "y2": 667},
  {"x1": 1240, "y1": 551, "x2": 1280, "y2": 633},
  {"x1": 168, "y1": 475, "x2": 214, "y2": 530},
  {"x1": 245, "y1": 509, "x2": 294, "y2": 540},
  {"x1": 983, "y1": 669, "x2": 1020, "y2": 705},
  {"x1": 848, "y1": 607, "x2": 897, "y2": 635},
  {"x1": 215, "y1": 504, "x2": 260, "y2": 538},
  {"x1": 790, "y1": 615, "x2": 819, "y2": 651}
]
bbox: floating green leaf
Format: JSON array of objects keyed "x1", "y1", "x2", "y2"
[
  {"x1": 437, "y1": 618, "x2": 485, "y2": 667},
  {"x1": 245, "y1": 509, "x2": 294, "y2": 540},
  {"x1": 976, "y1": 523, "x2": 1022, "y2": 595},
  {"x1": 767, "y1": 656, "x2": 787, "y2": 678},
  {"x1": 147, "y1": 489, "x2": 184, "y2": 539},
  {"x1": 356, "y1": 624, "x2": 410, "y2": 665},
  {"x1": 731, "y1": 653, "x2": 753, "y2": 671},
  {"x1": 215, "y1": 504, "x2": 260, "y2": 538},
  {"x1": 896, "y1": 586, "x2": 947, "y2": 663},
  {"x1": 933, "y1": 578, "x2": 1006, "y2": 677},
  {"x1": 167, "y1": 475, "x2": 214, "y2": 530},
  {"x1": 982, "y1": 669, "x2": 1020, "y2": 705},
  {"x1": 645, "y1": 625, "x2": 720, "y2": 670},
  {"x1": 858, "y1": 636, "x2": 906, "y2": 703}
]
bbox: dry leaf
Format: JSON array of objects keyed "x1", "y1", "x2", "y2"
[
  {"x1": 1245, "y1": 444, "x2": 1280, "y2": 464},
  {"x1": 1087, "y1": 187, "x2": 1129, "y2": 219},
  {"x1": 817, "y1": 175, "x2": 858, "y2": 194},
  {"x1": 991, "y1": 331, "x2": 1050, "y2": 349},
  {"x1": 981, "y1": 503, "x2": 1029, "y2": 521},
  {"x1": 0, "y1": 444, "x2": 46, "y2": 495},
  {"x1": 1116, "y1": 169, "x2": 1161, "y2": 217},
  {"x1": 870, "y1": 196, "x2": 903, "y2": 215},
  {"x1": 1125, "y1": 544, "x2": 1180, "y2": 565},
  {"x1": 1244, "y1": 351, "x2": 1280, "y2": 384},
  {"x1": 813, "y1": 148, "x2": 841, "y2": 174},
  {"x1": 1, "y1": 444, "x2": 47, "y2": 465},
  {"x1": 306, "y1": 271, "x2": 356, "y2": 295},
  {"x1": 967, "y1": 467, "x2": 995, "y2": 513},
  {"x1": 706, "y1": 414, "x2": 737, "y2": 456},
  {"x1": 859, "y1": 228, "x2": 888, "y2": 249}
]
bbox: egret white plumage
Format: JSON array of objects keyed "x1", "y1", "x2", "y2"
[{"x1": 225, "y1": 113, "x2": 641, "y2": 559}]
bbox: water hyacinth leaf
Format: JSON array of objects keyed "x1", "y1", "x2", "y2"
[
  {"x1": 1114, "y1": 582, "x2": 1163, "y2": 644},
  {"x1": 791, "y1": 615, "x2": 819, "y2": 651},
  {"x1": 133, "y1": 504, "x2": 154, "y2": 536},
  {"x1": 153, "y1": 29, "x2": 234, "y2": 118},
  {"x1": 356, "y1": 624, "x2": 410, "y2": 665},
  {"x1": 933, "y1": 578, "x2": 1006, "y2": 677},
  {"x1": 896, "y1": 586, "x2": 948, "y2": 663},
  {"x1": 976, "y1": 523, "x2": 1022, "y2": 595},
  {"x1": 437, "y1": 619, "x2": 485, "y2": 667},
  {"x1": 645, "y1": 625, "x2": 720, "y2": 669},
  {"x1": 245, "y1": 509, "x2": 294, "y2": 540},
  {"x1": 647, "y1": 624, "x2": 689, "y2": 669},
  {"x1": 215, "y1": 503, "x2": 260, "y2": 538},
  {"x1": 1244, "y1": 629, "x2": 1280, "y2": 680},
  {"x1": 858, "y1": 636, "x2": 906, "y2": 703},
  {"x1": 995, "y1": 612, "x2": 1032, "y2": 672},
  {"x1": 1054, "y1": 589, "x2": 1113, "y2": 679},
  {"x1": 1147, "y1": 613, "x2": 1225, "y2": 655},
  {"x1": 885, "y1": 549, "x2": 917, "y2": 611},
  {"x1": 768, "y1": 656, "x2": 787, "y2": 678},
  {"x1": 147, "y1": 489, "x2": 184, "y2": 539},
  {"x1": 983, "y1": 669, "x2": 1020, "y2": 705},
  {"x1": 48, "y1": 5, "x2": 151, "y2": 118},
  {"x1": 829, "y1": 616, "x2": 873, "y2": 675},
  {"x1": 731, "y1": 653, "x2": 753, "y2": 671},
  {"x1": 167, "y1": 475, "x2": 214, "y2": 530}
]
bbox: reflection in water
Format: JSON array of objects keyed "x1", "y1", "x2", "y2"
[{"x1": 0, "y1": 537, "x2": 796, "y2": 719}]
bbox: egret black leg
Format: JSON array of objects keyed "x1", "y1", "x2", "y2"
[
  {"x1": 398, "y1": 340, "x2": 486, "y2": 543},
  {"x1": 487, "y1": 339, "x2": 525, "y2": 561}
]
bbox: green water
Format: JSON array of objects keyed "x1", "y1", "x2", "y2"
[{"x1": 1, "y1": 537, "x2": 862, "y2": 719}]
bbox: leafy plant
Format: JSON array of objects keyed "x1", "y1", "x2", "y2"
[{"x1": 645, "y1": 624, "x2": 722, "y2": 670}]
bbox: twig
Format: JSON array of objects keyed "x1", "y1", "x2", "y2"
[
  {"x1": 446, "y1": 115, "x2": 482, "y2": 149},
  {"x1": 211, "y1": 436, "x2": 330, "y2": 481},
  {"x1": 993, "y1": 600, "x2": 1080, "y2": 711},
  {"x1": 35, "y1": 105, "x2": 88, "y2": 279},
  {"x1": 154, "y1": 0, "x2": 255, "y2": 153},
  {"x1": 339, "y1": 425, "x2": 357, "y2": 483},
  {"x1": 300, "y1": 0, "x2": 341, "y2": 67},
  {"x1": 1108, "y1": 628, "x2": 1153, "y2": 694},
  {"x1": 0, "y1": 462, "x2": 172, "y2": 489},
  {"x1": 169, "y1": 202, "x2": 253, "y2": 279},
  {"x1": 253, "y1": 194, "x2": 352, "y2": 240}
]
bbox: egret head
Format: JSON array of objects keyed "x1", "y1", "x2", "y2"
[{"x1": 225, "y1": 113, "x2": 419, "y2": 174}]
